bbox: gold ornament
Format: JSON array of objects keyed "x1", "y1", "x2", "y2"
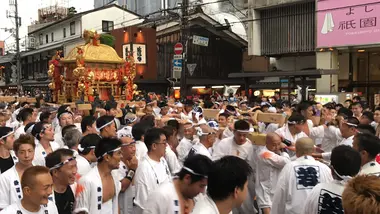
[
  {"x1": 78, "y1": 83, "x2": 85, "y2": 91},
  {"x1": 47, "y1": 70, "x2": 53, "y2": 78},
  {"x1": 87, "y1": 71, "x2": 94, "y2": 81},
  {"x1": 133, "y1": 84, "x2": 138, "y2": 90},
  {"x1": 73, "y1": 68, "x2": 80, "y2": 77},
  {"x1": 48, "y1": 82, "x2": 55, "y2": 90},
  {"x1": 60, "y1": 75, "x2": 64, "y2": 81},
  {"x1": 79, "y1": 76, "x2": 85, "y2": 82},
  {"x1": 123, "y1": 76, "x2": 128, "y2": 83},
  {"x1": 49, "y1": 64, "x2": 55, "y2": 71}
]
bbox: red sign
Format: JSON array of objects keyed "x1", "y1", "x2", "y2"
[{"x1": 174, "y1": 43, "x2": 183, "y2": 55}]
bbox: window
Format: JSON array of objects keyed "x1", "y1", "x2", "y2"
[
  {"x1": 70, "y1": 21, "x2": 75, "y2": 35},
  {"x1": 102, "y1": 20, "x2": 114, "y2": 32},
  {"x1": 39, "y1": 34, "x2": 43, "y2": 45},
  {"x1": 63, "y1": 28, "x2": 66, "y2": 38},
  {"x1": 45, "y1": 35, "x2": 48, "y2": 44},
  {"x1": 51, "y1": 32, "x2": 54, "y2": 42}
]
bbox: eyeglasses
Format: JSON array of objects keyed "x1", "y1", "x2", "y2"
[{"x1": 49, "y1": 156, "x2": 76, "y2": 171}]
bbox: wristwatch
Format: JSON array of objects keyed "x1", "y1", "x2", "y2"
[{"x1": 126, "y1": 169, "x2": 135, "y2": 181}]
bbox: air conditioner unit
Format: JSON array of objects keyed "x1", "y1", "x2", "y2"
[{"x1": 28, "y1": 37, "x2": 36, "y2": 50}]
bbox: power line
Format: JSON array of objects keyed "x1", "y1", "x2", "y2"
[{"x1": 227, "y1": 0, "x2": 247, "y2": 17}]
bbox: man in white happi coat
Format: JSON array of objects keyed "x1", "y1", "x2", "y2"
[
  {"x1": 143, "y1": 154, "x2": 213, "y2": 214},
  {"x1": 313, "y1": 117, "x2": 359, "y2": 161},
  {"x1": 275, "y1": 113, "x2": 308, "y2": 151},
  {"x1": 192, "y1": 156, "x2": 253, "y2": 214},
  {"x1": 352, "y1": 133, "x2": 380, "y2": 176},
  {"x1": 0, "y1": 166, "x2": 58, "y2": 214},
  {"x1": 131, "y1": 122, "x2": 150, "y2": 162},
  {"x1": 271, "y1": 137, "x2": 333, "y2": 214},
  {"x1": 255, "y1": 133, "x2": 290, "y2": 214},
  {"x1": 54, "y1": 108, "x2": 74, "y2": 148},
  {"x1": 188, "y1": 124, "x2": 217, "y2": 159},
  {"x1": 134, "y1": 128, "x2": 171, "y2": 214},
  {"x1": 14, "y1": 108, "x2": 37, "y2": 140},
  {"x1": 162, "y1": 126, "x2": 181, "y2": 175},
  {"x1": 212, "y1": 120, "x2": 257, "y2": 214},
  {"x1": 302, "y1": 145, "x2": 361, "y2": 214},
  {"x1": 0, "y1": 134, "x2": 35, "y2": 210},
  {"x1": 31, "y1": 122, "x2": 60, "y2": 166},
  {"x1": 45, "y1": 149, "x2": 78, "y2": 214},
  {"x1": 74, "y1": 138, "x2": 122, "y2": 214},
  {"x1": 117, "y1": 113, "x2": 137, "y2": 139},
  {"x1": 112, "y1": 137, "x2": 138, "y2": 214},
  {"x1": 176, "y1": 122, "x2": 199, "y2": 166},
  {"x1": 0, "y1": 127, "x2": 17, "y2": 174},
  {"x1": 76, "y1": 134, "x2": 101, "y2": 176},
  {"x1": 80, "y1": 115, "x2": 98, "y2": 137}
]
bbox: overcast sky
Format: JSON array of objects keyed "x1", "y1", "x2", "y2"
[{"x1": 0, "y1": 0, "x2": 93, "y2": 51}]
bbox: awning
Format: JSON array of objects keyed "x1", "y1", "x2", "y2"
[
  {"x1": 228, "y1": 69, "x2": 340, "y2": 78},
  {"x1": 0, "y1": 54, "x2": 15, "y2": 64},
  {"x1": 20, "y1": 44, "x2": 63, "y2": 57},
  {"x1": 21, "y1": 79, "x2": 50, "y2": 86}
]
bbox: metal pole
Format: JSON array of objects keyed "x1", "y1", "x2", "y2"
[
  {"x1": 14, "y1": 0, "x2": 22, "y2": 93},
  {"x1": 180, "y1": 0, "x2": 189, "y2": 100}
]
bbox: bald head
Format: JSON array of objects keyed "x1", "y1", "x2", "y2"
[
  {"x1": 296, "y1": 137, "x2": 314, "y2": 157},
  {"x1": 266, "y1": 133, "x2": 282, "y2": 153}
]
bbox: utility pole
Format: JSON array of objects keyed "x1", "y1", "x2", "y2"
[
  {"x1": 8, "y1": 0, "x2": 22, "y2": 92},
  {"x1": 179, "y1": 0, "x2": 189, "y2": 100}
]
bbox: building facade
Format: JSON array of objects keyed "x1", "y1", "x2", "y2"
[{"x1": 21, "y1": 4, "x2": 142, "y2": 95}]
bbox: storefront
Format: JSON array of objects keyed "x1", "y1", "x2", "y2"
[{"x1": 317, "y1": 0, "x2": 380, "y2": 106}]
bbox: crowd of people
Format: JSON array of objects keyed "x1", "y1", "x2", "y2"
[{"x1": 0, "y1": 93, "x2": 379, "y2": 214}]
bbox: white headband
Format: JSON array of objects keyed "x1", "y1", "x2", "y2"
[
  {"x1": 334, "y1": 168, "x2": 352, "y2": 182},
  {"x1": 235, "y1": 129, "x2": 250, "y2": 133},
  {"x1": 96, "y1": 120, "x2": 115, "y2": 132},
  {"x1": 78, "y1": 144, "x2": 96, "y2": 152},
  {"x1": 0, "y1": 130, "x2": 14, "y2": 140},
  {"x1": 183, "y1": 166, "x2": 207, "y2": 178},
  {"x1": 97, "y1": 147, "x2": 121, "y2": 160}
]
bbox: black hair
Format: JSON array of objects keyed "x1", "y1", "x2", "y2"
[
  {"x1": 362, "y1": 111, "x2": 374, "y2": 122},
  {"x1": 338, "y1": 107, "x2": 353, "y2": 118},
  {"x1": 296, "y1": 101, "x2": 312, "y2": 114},
  {"x1": 96, "y1": 115, "x2": 115, "y2": 131},
  {"x1": 17, "y1": 108, "x2": 33, "y2": 122},
  {"x1": 81, "y1": 116, "x2": 96, "y2": 133},
  {"x1": 345, "y1": 99, "x2": 353, "y2": 104},
  {"x1": 95, "y1": 138, "x2": 122, "y2": 162},
  {"x1": 346, "y1": 117, "x2": 360, "y2": 127},
  {"x1": 162, "y1": 126, "x2": 175, "y2": 139},
  {"x1": 234, "y1": 120, "x2": 250, "y2": 131},
  {"x1": 178, "y1": 154, "x2": 213, "y2": 183},
  {"x1": 144, "y1": 128, "x2": 165, "y2": 152},
  {"x1": 78, "y1": 134, "x2": 101, "y2": 155},
  {"x1": 351, "y1": 102, "x2": 362, "y2": 108},
  {"x1": 39, "y1": 111, "x2": 51, "y2": 123},
  {"x1": 356, "y1": 133, "x2": 380, "y2": 159},
  {"x1": 61, "y1": 124, "x2": 77, "y2": 138},
  {"x1": 281, "y1": 100, "x2": 291, "y2": 108},
  {"x1": 31, "y1": 122, "x2": 48, "y2": 141},
  {"x1": 104, "y1": 101, "x2": 117, "y2": 111},
  {"x1": 0, "y1": 127, "x2": 13, "y2": 141},
  {"x1": 207, "y1": 156, "x2": 253, "y2": 201},
  {"x1": 218, "y1": 113, "x2": 230, "y2": 119},
  {"x1": 132, "y1": 122, "x2": 151, "y2": 141},
  {"x1": 375, "y1": 107, "x2": 380, "y2": 112},
  {"x1": 353, "y1": 96, "x2": 361, "y2": 102},
  {"x1": 288, "y1": 112, "x2": 306, "y2": 124},
  {"x1": 336, "y1": 103, "x2": 344, "y2": 109},
  {"x1": 356, "y1": 124, "x2": 376, "y2": 135},
  {"x1": 331, "y1": 145, "x2": 361, "y2": 177},
  {"x1": 45, "y1": 149, "x2": 74, "y2": 171},
  {"x1": 140, "y1": 115, "x2": 155, "y2": 128},
  {"x1": 166, "y1": 119, "x2": 180, "y2": 131}
]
